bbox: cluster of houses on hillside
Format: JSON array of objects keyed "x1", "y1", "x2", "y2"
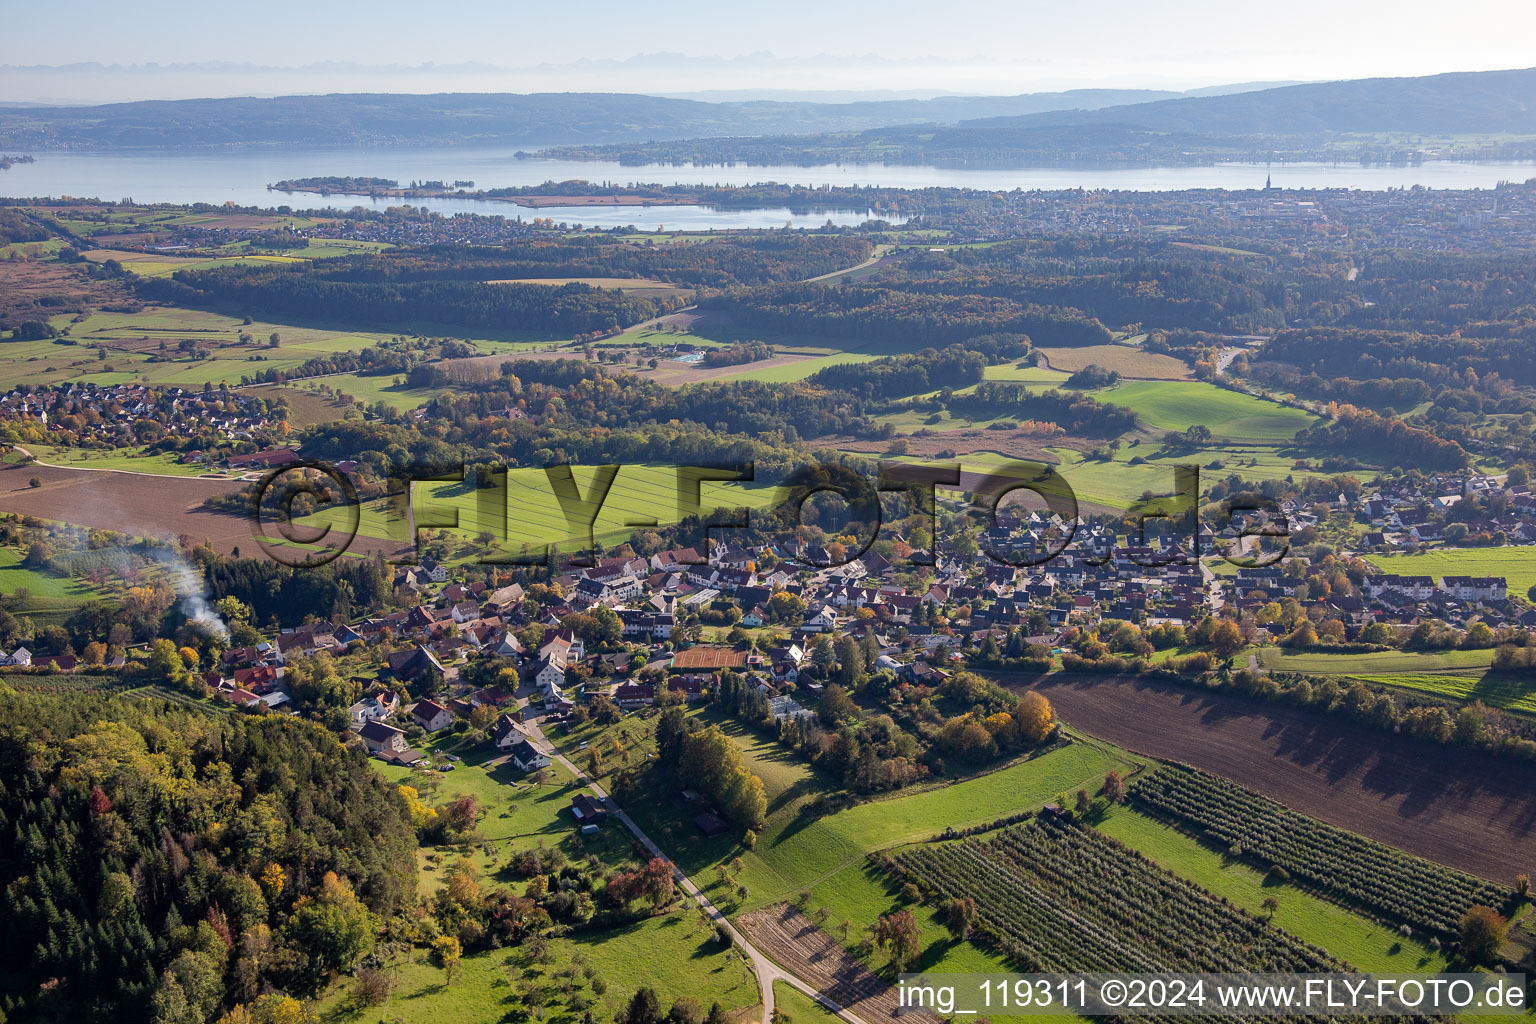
[
  {"x1": 1287, "y1": 473, "x2": 1536, "y2": 550},
  {"x1": 164, "y1": 468, "x2": 1536, "y2": 762},
  {"x1": 0, "y1": 382, "x2": 276, "y2": 446}
]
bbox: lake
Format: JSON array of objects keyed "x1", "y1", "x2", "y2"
[{"x1": 3, "y1": 147, "x2": 1534, "y2": 230}]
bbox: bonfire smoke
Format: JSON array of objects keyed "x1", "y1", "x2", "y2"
[{"x1": 153, "y1": 548, "x2": 230, "y2": 641}]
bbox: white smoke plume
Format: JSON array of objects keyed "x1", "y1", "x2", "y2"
[{"x1": 151, "y1": 547, "x2": 230, "y2": 641}]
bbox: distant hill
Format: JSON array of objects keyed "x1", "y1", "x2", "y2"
[
  {"x1": 530, "y1": 67, "x2": 1536, "y2": 167},
  {"x1": 890, "y1": 67, "x2": 1536, "y2": 141},
  {"x1": 0, "y1": 84, "x2": 1274, "y2": 151}
]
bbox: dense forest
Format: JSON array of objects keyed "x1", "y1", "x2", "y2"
[
  {"x1": 192, "y1": 549, "x2": 393, "y2": 629},
  {"x1": 703, "y1": 281, "x2": 1113, "y2": 348},
  {"x1": 0, "y1": 690, "x2": 416, "y2": 1024},
  {"x1": 138, "y1": 236, "x2": 872, "y2": 335},
  {"x1": 143, "y1": 263, "x2": 666, "y2": 336}
]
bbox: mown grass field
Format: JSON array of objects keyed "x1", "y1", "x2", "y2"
[
  {"x1": 315, "y1": 900, "x2": 758, "y2": 1024},
  {"x1": 26, "y1": 444, "x2": 230, "y2": 478},
  {"x1": 25, "y1": 303, "x2": 572, "y2": 396},
  {"x1": 301, "y1": 462, "x2": 785, "y2": 556},
  {"x1": 1340, "y1": 672, "x2": 1536, "y2": 715},
  {"x1": 717, "y1": 351, "x2": 881, "y2": 384},
  {"x1": 773, "y1": 981, "x2": 843, "y2": 1024},
  {"x1": 1093, "y1": 380, "x2": 1316, "y2": 441},
  {"x1": 30, "y1": 307, "x2": 401, "y2": 390},
  {"x1": 82, "y1": 248, "x2": 308, "y2": 278},
  {"x1": 1366, "y1": 547, "x2": 1536, "y2": 598},
  {"x1": 957, "y1": 443, "x2": 1322, "y2": 511},
  {"x1": 979, "y1": 361, "x2": 1071, "y2": 385},
  {"x1": 487, "y1": 276, "x2": 693, "y2": 302},
  {"x1": 1255, "y1": 646, "x2": 1497, "y2": 675}
]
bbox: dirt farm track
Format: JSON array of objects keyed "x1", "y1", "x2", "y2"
[{"x1": 1001, "y1": 672, "x2": 1536, "y2": 883}]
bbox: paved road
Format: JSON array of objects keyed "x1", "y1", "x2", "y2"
[{"x1": 516, "y1": 698, "x2": 874, "y2": 1024}]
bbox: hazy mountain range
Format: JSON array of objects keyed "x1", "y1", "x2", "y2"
[{"x1": 0, "y1": 66, "x2": 1532, "y2": 164}]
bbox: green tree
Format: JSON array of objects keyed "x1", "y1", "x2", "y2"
[
  {"x1": 285, "y1": 871, "x2": 378, "y2": 986},
  {"x1": 625, "y1": 986, "x2": 666, "y2": 1024}
]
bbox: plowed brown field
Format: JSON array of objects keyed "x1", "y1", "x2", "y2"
[
  {"x1": 0, "y1": 461, "x2": 407, "y2": 559},
  {"x1": 999, "y1": 673, "x2": 1536, "y2": 883}
]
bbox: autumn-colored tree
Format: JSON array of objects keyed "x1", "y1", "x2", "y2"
[
  {"x1": 216, "y1": 993, "x2": 319, "y2": 1024},
  {"x1": 431, "y1": 934, "x2": 463, "y2": 984},
  {"x1": 641, "y1": 857, "x2": 675, "y2": 910},
  {"x1": 1102, "y1": 771, "x2": 1127, "y2": 804},
  {"x1": 1459, "y1": 906, "x2": 1508, "y2": 964},
  {"x1": 1013, "y1": 691, "x2": 1055, "y2": 744},
  {"x1": 874, "y1": 908, "x2": 922, "y2": 971},
  {"x1": 1210, "y1": 620, "x2": 1245, "y2": 657}
]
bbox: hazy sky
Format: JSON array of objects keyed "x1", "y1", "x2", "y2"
[{"x1": 4, "y1": 0, "x2": 1535, "y2": 101}]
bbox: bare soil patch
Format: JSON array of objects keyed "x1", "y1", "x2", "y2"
[
  {"x1": 0, "y1": 461, "x2": 406, "y2": 560},
  {"x1": 1036, "y1": 345, "x2": 1191, "y2": 380},
  {"x1": 243, "y1": 384, "x2": 355, "y2": 428},
  {"x1": 1000, "y1": 672, "x2": 1536, "y2": 883},
  {"x1": 736, "y1": 904, "x2": 932, "y2": 1024}
]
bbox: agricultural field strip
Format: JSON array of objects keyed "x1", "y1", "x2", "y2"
[
  {"x1": 893, "y1": 817, "x2": 1353, "y2": 996},
  {"x1": 1128, "y1": 764, "x2": 1508, "y2": 936}
]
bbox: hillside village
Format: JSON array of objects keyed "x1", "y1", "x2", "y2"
[{"x1": 155, "y1": 462, "x2": 1536, "y2": 780}]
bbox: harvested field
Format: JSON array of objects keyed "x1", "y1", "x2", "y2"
[
  {"x1": 242, "y1": 384, "x2": 356, "y2": 428},
  {"x1": 0, "y1": 461, "x2": 407, "y2": 560},
  {"x1": 736, "y1": 905, "x2": 931, "y2": 1024},
  {"x1": 997, "y1": 672, "x2": 1536, "y2": 883},
  {"x1": 1037, "y1": 344, "x2": 1192, "y2": 380}
]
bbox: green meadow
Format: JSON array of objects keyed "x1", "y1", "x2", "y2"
[
  {"x1": 0, "y1": 546, "x2": 108, "y2": 625},
  {"x1": 1093, "y1": 380, "x2": 1316, "y2": 441},
  {"x1": 1366, "y1": 547, "x2": 1536, "y2": 598},
  {"x1": 1255, "y1": 647, "x2": 1497, "y2": 675},
  {"x1": 302, "y1": 462, "x2": 785, "y2": 555},
  {"x1": 1340, "y1": 672, "x2": 1536, "y2": 715},
  {"x1": 26, "y1": 444, "x2": 229, "y2": 478}
]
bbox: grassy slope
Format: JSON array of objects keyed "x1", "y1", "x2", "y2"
[
  {"x1": 1366, "y1": 547, "x2": 1536, "y2": 599},
  {"x1": 0, "y1": 545, "x2": 107, "y2": 624},
  {"x1": 1255, "y1": 647, "x2": 1496, "y2": 674},
  {"x1": 1341, "y1": 672, "x2": 1536, "y2": 715},
  {"x1": 773, "y1": 981, "x2": 844, "y2": 1024},
  {"x1": 337, "y1": 746, "x2": 759, "y2": 1023},
  {"x1": 1093, "y1": 380, "x2": 1316, "y2": 441},
  {"x1": 305, "y1": 463, "x2": 782, "y2": 553}
]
